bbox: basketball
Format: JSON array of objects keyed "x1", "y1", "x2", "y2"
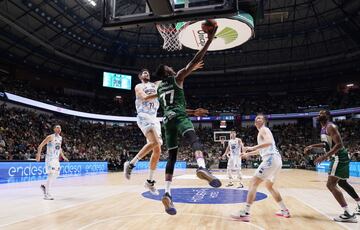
[{"x1": 201, "y1": 19, "x2": 217, "y2": 33}]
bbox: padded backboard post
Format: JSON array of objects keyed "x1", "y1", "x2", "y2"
[{"x1": 146, "y1": 0, "x2": 174, "y2": 16}]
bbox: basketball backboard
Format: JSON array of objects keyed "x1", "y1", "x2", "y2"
[{"x1": 102, "y1": 0, "x2": 256, "y2": 30}]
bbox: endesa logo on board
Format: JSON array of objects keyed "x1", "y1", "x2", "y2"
[{"x1": 0, "y1": 162, "x2": 108, "y2": 184}]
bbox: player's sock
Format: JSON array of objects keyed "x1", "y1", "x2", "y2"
[
  {"x1": 148, "y1": 169, "x2": 155, "y2": 181},
  {"x1": 342, "y1": 205, "x2": 352, "y2": 214},
  {"x1": 130, "y1": 157, "x2": 140, "y2": 166},
  {"x1": 244, "y1": 203, "x2": 251, "y2": 214},
  {"x1": 196, "y1": 157, "x2": 206, "y2": 168},
  {"x1": 46, "y1": 174, "x2": 56, "y2": 195},
  {"x1": 165, "y1": 181, "x2": 172, "y2": 195},
  {"x1": 355, "y1": 198, "x2": 360, "y2": 206},
  {"x1": 278, "y1": 200, "x2": 287, "y2": 211}
]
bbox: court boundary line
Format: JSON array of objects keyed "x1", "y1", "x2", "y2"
[
  {"x1": 77, "y1": 213, "x2": 265, "y2": 230},
  {"x1": 293, "y1": 196, "x2": 352, "y2": 230}
]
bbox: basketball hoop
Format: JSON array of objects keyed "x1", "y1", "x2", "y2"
[
  {"x1": 220, "y1": 138, "x2": 226, "y2": 148},
  {"x1": 156, "y1": 22, "x2": 191, "y2": 52}
]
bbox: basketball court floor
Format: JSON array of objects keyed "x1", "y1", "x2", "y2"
[{"x1": 1, "y1": 169, "x2": 359, "y2": 230}]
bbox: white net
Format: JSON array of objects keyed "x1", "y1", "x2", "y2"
[{"x1": 156, "y1": 22, "x2": 189, "y2": 52}]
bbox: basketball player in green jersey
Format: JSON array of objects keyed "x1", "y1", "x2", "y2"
[
  {"x1": 155, "y1": 25, "x2": 221, "y2": 215},
  {"x1": 305, "y1": 110, "x2": 359, "y2": 223}
]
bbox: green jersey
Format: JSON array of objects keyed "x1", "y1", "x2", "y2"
[{"x1": 157, "y1": 76, "x2": 187, "y2": 118}]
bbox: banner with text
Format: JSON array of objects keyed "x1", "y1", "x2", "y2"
[
  {"x1": 316, "y1": 161, "x2": 360, "y2": 177},
  {"x1": 0, "y1": 161, "x2": 108, "y2": 184}
]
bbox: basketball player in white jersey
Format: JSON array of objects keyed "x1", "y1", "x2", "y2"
[
  {"x1": 36, "y1": 125, "x2": 68, "y2": 200},
  {"x1": 124, "y1": 69, "x2": 162, "y2": 195},
  {"x1": 222, "y1": 131, "x2": 244, "y2": 188},
  {"x1": 231, "y1": 114, "x2": 290, "y2": 222}
]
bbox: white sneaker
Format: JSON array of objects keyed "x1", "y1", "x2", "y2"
[
  {"x1": 237, "y1": 183, "x2": 244, "y2": 189},
  {"x1": 355, "y1": 205, "x2": 360, "y2": 215},
  {"x1": 124, "y1": 161, "x2": 135, "y2": 180},
  {"x1": 230, "y1": 210, "x2": 250, "y2": 222},
  {"x1": 275, "y1": 209, "x2": 291, "y2": 218},
  {"x1": 333, "y1": 211, "x2": 357, "y2": 223},
  {"x1": 144, "y1": 180, "x2": 159, "y2": 195},
  {"x1": 44, "y1": 194, "x2": 54, "y2": 200},
  {"x1": 226, "y1": 182, "x2": 234, "y2": 187}
]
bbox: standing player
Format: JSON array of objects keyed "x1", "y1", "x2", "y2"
[
  {"x1": 124, "y1": 69, "x2": 162, "y2": 195},
  {"x1": 304, "y1": 110, "x2": 359, "y2": 222},
  {"x1": 36, "y1": 125, "x2": 68, "y2": 200},
  {"x1": 155, "y1": 25, "x2": 221, "y2": 215},
  {"x1": 231, "y1": 114, "x2": 290, "y2": 222},
  {"x1": 222, "y1": 131, "x2": 244, "y2": 188}
]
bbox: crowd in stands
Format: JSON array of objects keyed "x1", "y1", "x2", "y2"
[
  {"x1": 1, "y1": 104, "x2": 359, "y2": 171},
  {"x1": 1, "y1": 74, "x2": 360, "y2": 116}
]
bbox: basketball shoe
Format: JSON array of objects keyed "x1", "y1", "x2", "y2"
[
  {"x1": 162, "y1": 192, "x2": 176, "y2": 215},
  {"x1": 196, "y1": 167, "x2": 222, "y2": 188}
]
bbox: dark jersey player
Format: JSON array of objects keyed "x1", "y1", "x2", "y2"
[
  {"x1": 155, "y1": 25, "x2": 221, "y2": 215},
  {"x1": 305, "y1": 110, "x2": 359, "y2": 223}
]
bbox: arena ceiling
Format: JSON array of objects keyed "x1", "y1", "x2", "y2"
[{"x1": 0, "y1": 0, "x2": 359, "y2": 82}]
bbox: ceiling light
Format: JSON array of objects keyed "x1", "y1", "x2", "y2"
[{"x1": 87, "y1": 0, "x2": 96, "y2": 7}]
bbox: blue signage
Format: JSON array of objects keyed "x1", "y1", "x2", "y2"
[
  {"x1": 0, "y1": 161, "x2": 108, "y2": 184},
  {"x1": 134, "y1": 161, "x2": 186, "y2": 170},
  {"x1": 142, "y1": 188, "x2": 267, "y2": 204},
  {"x1": 317, "y1": 161, "x2": 360, "y2": 177}
]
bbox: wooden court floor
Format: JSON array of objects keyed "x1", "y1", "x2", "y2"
[{"x1": 0, "y1": 169, "x2": 360, "y2": 230}]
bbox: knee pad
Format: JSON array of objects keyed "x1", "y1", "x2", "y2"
[{"x1": 183, "y1": 130, "x2": 203, "y2": 152}]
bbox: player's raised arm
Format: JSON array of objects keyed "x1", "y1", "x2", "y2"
[
  {"x1": 36, "y1": 135, "x2": 52, "y2": 162},
  {"x1": 135, "y1": 84, "x2": 157, "y2": 101},
  {"x1": 175, "y1": 24, "x2": 218, "y2": 83}
]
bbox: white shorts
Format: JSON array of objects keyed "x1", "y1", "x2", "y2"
[
  {"x1": 254, "y1": 154, "x2": 282, "y2": 182},
  {"x1": 45, "y1": 160, "x2": 60, "y2": 176},
  {"x1": 228, "y1": 157, "x2": 241, "y2": 170},
  {"x1": 136, "y1": 114, "x2": 162, "y2": 144}
]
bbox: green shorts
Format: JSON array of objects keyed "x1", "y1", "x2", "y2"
[
  {"x1": 328, "y1": 149, "x2": 350, "y2": 179},
  {"x1": 163, "y1": 114, "x2": 194, "y2": 150}
]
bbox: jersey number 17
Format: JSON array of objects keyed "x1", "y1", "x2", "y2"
[{"x1": 159, "y1": 90, "x2": 174, "y2": 106}]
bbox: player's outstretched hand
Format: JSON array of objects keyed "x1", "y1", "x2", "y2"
[
  {"x1": 304, "y1": 146, "x2": 312, "y2": 155},
  {"x1": 242, "y1": 153, "x2": 250, "y2": 160},
  {"x1": 314, "y1": 155, "x2": 326, "y2": 164},
  {"x1": 194, "y1": 108, "x2": 209, "y2": 117},
  {"x1": 192, "y1": 60, "x2": 204, "y2": 71},
  {"x1": 244, "y1": 146, "x2": 255, "y2": 152}
]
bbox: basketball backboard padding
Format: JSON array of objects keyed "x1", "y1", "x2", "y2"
[
  {"x1": 146, "y1": 0, "x2": 173, "y2": 16},
  {"x1": 179, "y1": 12, "x2": 254, "y2": 51},
  {"x1": 102, "y1": 0, "x2": 247, "y2": 30}
]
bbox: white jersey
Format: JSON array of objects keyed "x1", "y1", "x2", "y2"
[
  {"x1": 135, "y1": 82, "x2": 159, "y2": 117},
  {"x1": 46, "y1": 134, "x2": 62, "y2": 163},
  {"x1": 228, "y1": 138, "x2": 241, "y2": 158},
  {"x1": 257, "y1": 127, "x2": 280, "y2": 158}
]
